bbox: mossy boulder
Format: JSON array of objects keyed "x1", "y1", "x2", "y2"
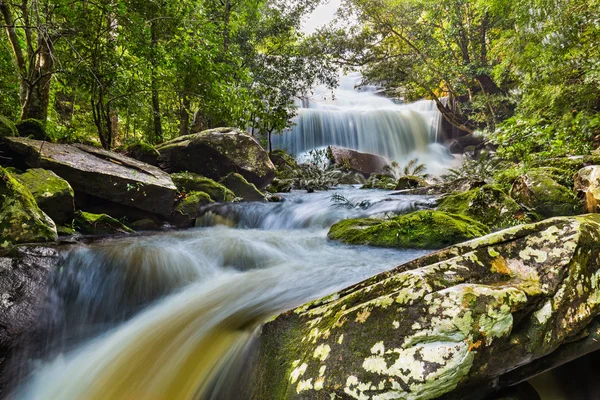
[
  {"x1": 73, "y1": 211, "x2": 134, "y2": 235},
  {"x1": 327, "y1": 146, "x2": 390, "y2": 176},
  {"x1": 157, "y1": 127, "x2": 276, "y2": 189},
  {"x1": 361, "y1": 174, "x2": 397, "y2": 190},
  {"x1": 0, "y1": 167, "x2": 57, "y2": 247},
  {"x1": 253, "y1": 215, "x2": 600, "y2": 399},
  {"x1": 219, "y1": 172, "x2": 265, "y2": 202},
  {"x1": 15, "y1": 118, "x2": 48, "y2": 141},
  {"x1": 0, "y1": 116, "x2": 18, "y2": 138},
  {"x1": 171, "y1": 172, "x2": 236, "y2": 202},
  {"x1": 124, "y1": 141, "x2": 160, "y2": 166},
  {"x1": 328, "y1": 210, "x2": 489, "y2": 249},
  {"x1": 395, "y1": 175, "x2": 428, "y2": 190},
  {"x1": 510, "y1": 168, "x2": 583, "y2": 218},
  {"x1": 174, "y1": 191, "x2": 214, "y2": 220},
  {"x1": 438, "y1": 184, "x2": 533, "y2": 230},
  {"x1": 266, "y1": 178, "x2": 293, "y2": 193},
  {"x1": 270, "y1": 149, "x2": 300, "y2": 179},
  {"x1": 14, "y1": 168, "x2": 75, "y2": 225}
]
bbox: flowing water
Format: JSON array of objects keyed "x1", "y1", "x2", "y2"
[
  {"x1": 271, "y1": 73, "x2": 444, "y2": 163},
  {"x1": 13, "y1": 188, "x2": 436, "y2": 399}
]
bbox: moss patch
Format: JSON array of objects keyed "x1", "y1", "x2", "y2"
[
  {"x1": 74, "y1": 211, "x2": 134, "y2": 235},
  {"x1": 0, "y1": 115, "x2": 18, "y2": 138},
  {"x1": 0, "y1": 167, "x2": 57, "y2": 247},
  {"x1": 438, "y1": 184, "x2": 534, "y2": 230},
  {"x1": 171, "y1": 172, "x2": 235, "y2": 202},
  {"x1": 219, "y1": 172, "x2": 265, "y2": 201},
  {"x1": 328, "y1": 210, "x2": 489, "y2": 249},
  {"x1": 175, "y1": 191, "x2": 214, "y2": 219}
]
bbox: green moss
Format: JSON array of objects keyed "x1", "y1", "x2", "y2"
[
  {"x1": 0, "y1": 167, "x2": 57, "y2": 247},
  {"x1": 175, "y1": 191, "x2": 214, "y2": 218},
  {"x1": 396, "y1": 175, "x2": 428, "y2": 190},
  {"x1": 438, "y1": 184, "x2": 534, "y2": 230},
  {"x1": 510, "y1": 169, "x2": 584, "y2": 218},
  {"x1": 0, "y1": 115, "x2": 18, "y2": 138},
  {"x1": 124, "y1": 140, "x2": 160, "y2": 166},
  {"x1": 171, "y1": 172, "x2": 236, "y2": 202},
  {"x1": 529, "y1": 155, "x2": 600, "y2": 176},
  {"x1": 74, "y1": 211, "x2": 134, "y2": 235},
  {"x1": 492, "y1": 166, "x2": 526, "y2": 193},
  {"x1": 270, "y1": 149, "x2": 300, "y2": 179},
  {"x1": 219, "y1": 172, "x2": 265, "y2": 201},
  {"x1": 15, "y1": 118, "x2": 48, "y2": 141},
  {"x1": 328, "y1": 210, "x2": 489, "y2": 249}
]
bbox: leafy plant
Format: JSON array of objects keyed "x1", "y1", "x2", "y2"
[
  {"x1": 385, "y1": 158, "x2": 429, "y2": 180},
  {"x1": 442, "y1": 153, "x2": 503, "y2": 182}
]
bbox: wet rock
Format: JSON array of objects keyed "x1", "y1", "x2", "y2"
[
  {"x1": 14, "y1": 169, "x2": 75, "y2": 225},
  {"x1": 157, "y1": 127, "x2": 276, "y2": 189},
  {"x1": 73, "y1": 211, "x2": 134, "y2": 235},
  {"x1": 0, "y1": 167, "x2": 57, "y2": 247},
  {"x1": 2, "y1": 137, "x2": 177, "y2": 217},
  {"x1": 327, "y1": 146, "x2": 390, "y2": 177},
  {"x1": 174, "y1": 191, "x2": 214, "y2": 223},
  {"x1": 395, "y1": 175, "x2": 428, "y2": 190},
  {"x1": 438, "y1": 184, "x2": 533, "y2": 230},
  {"x1": 220, "y1": 172, "x2": 266, "y2": 202},
  {"x1": 171, "y1": 172, "x2": 236, "y2": 202},
  {"x1": 510, "y1": 168, "x2": 583, "y2": 218},
  {"x1": 574, "y1": 165, "x2": 600, "y2": 213},
  {"x1": 328, "y1": 210, "x2": 489, "y2": 249},
  {"x1": 254, "y1": 215, "x2": 600, "y2": 400},
  {"x1": 129, "y1": 218, "x2": 161, "y2": 231}
]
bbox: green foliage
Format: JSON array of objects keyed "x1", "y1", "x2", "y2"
[
  {"x1": 0, "y1": 116, "x2": 18, "y2": 138},
  {"x1": 15, "y1": 119, "x2": 48, "y2": 141},
  {"x1": 386, "y1": 159, "x2": 429, "y2": 180},
  {"x1": 443, "y1": 153, "x2": 503, "y2": 182}
]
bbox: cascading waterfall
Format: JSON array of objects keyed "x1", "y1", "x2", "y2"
[
  {"x1": 272, "y1": 73, "x2": 444, "y2": 161},
  {"x1": 12, "y1": 188, "x2": 433, "y2": 400}
]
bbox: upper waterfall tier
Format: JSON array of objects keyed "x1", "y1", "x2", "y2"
[{"x1": 272, "y1": 73, "x2": 443, "y2": 161}]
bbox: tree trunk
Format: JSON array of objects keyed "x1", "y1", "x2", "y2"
[
  {"x1": 150, "y1": 22, "x2": 163, "y2": 144},
  {"x1": 223, "y1": 0, "x2": 231, "y2": 53},
  {"x1": 178, "y1": 94, "x2": 191, "y2": 136}
]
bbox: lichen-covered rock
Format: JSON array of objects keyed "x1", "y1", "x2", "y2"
[
  {"x1": 327, "y1": 146, "x2": 390, "y2": 177},
  {"x1": 253, "y1": 215, "x2": 600, "y2": 400},
  {"x1": 171, "y1": 172, "x2": 235, "y2": 202},
  {"x1": 73, "y1": 211, "x2": 134, "y2": 235},
  {"x1": 157, "y1": 127, "x2": 276, "y2": 189},
  {"x1": 14, "y1": 169, "x2": 75, "y2": 225},
  {"x1": 174, "y1": 191, "x2": 214, "y2": 220},
  {"x1": 124, "y1": 141, "x2": 160, "y2": 167},
  {"x1": 438, "y1": 184, "x2": 533, "y2": 230},
  {"x1": 0, "y1": 116, "x2": 18, "y2": 138},
  {"x1": 15, "y1": 119, "x2": 48, "y2": 141},
  {"x1": 395, "y1": 175, "x2": 428, "y2": 190},
  {"x1": 510, "y1": 169, "x2": 583, "y2": 218},
  {"x1": 220, "y1": 172, "x2": 266, "y2": 202},
  {"x1": 328, "y1": 210, "x2": 489, "y2": 249},
  {"x1": 2, "y1": 137, "x2": 177, "y2": 217},
  {"x1": 575, "y1": 165, "x2": 600, "y2": 213},
  {"x1": 361, "y1": 174, "x2": 396, "y2": 190},
  {"x1": 0, "y1": 168, "x2": 57, "y2": 247}
]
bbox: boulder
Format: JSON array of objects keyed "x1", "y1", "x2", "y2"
[
  {"x1": 14, "y1": 169, "x2": 75, "y2": 225},
  {"x1": 157, "y1": 127, "x2": 276, "y2": 189},
  {"x1": 220, "y1": 173, "x2": 266, "y2": 202},
  {"x1": 510, "y1": 169, "x2": 583, "y2": 218},
  {"x1": 438, "y1": 184, "x2": 533, "y2": 230},
  {"x1": 173, "y1": 191, "x2": 214, "y2": 223},
  {"x1": 327, "y1": 146, "x2": 390, "y2": 177},
  {"x1": 253, "y1": 215, "x2": 600, "y2": 399},
  {"x1": 2, "y1": 137, "x2": 177, "y2": 217},
  {"x1": 0, "y1": 168, "x2": 57, "y2": 247},
  {"x1": 73, "y1": 211, "x2": 134, "y2": 235},
  {"x1": 15, "y1": 119, "x2": 48, "y2": 141},
  {"x1": 171, "y1": 172, "x2": 236, "y2": 202},
  {"x1": 395, "y1": 175, "x2": 428, "y2": 190},
  {"x1": 575, "y1": 165, "x2": 600, "y2": 213},
  {"x1": 124, "y1": 141, "x2": 160, "y2": 167},
  {"x1": 328, "y1": 210, "x2": 489, "y2": 249}
]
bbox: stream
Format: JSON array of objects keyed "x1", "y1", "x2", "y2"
[{"x1": 12, "y1": 188, "x2": 436, "y2": 399}]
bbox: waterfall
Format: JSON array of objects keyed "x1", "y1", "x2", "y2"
[{"x1": 272, "y1": 73, "x2": 443, "y2": 161}]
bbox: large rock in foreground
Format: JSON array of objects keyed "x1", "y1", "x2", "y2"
[
  {"x1": 327, "y1": 146, "x2": 390, "y2": 177},
  {"x1": 328, "y1": 210, "x2": 489, "y2": 249},
  {"x1": 0, "y1": 168, "x2": 57, "y2": 246},
  {"x1": 253, "y1": 215, "x2": 600, "y2": 399},
  {"x1": 157, "y1": 128, "x2": 276, "y2": 189},
  {"x1": 2, "y1": 138, "x2": 177, "y2": 216}
]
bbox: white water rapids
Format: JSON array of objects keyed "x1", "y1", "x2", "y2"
[{"x1": 13, "y1": 188, "x2": 434, "y2": 399}]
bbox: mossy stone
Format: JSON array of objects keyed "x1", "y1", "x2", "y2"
[
  {"x1": 510, "y1": 169, "x2": 584, "y2": 218},
  {"x1": 270, "y1": 149, "x2": 300, "y2": 179},
  {"x1": 219, "y1": 172, "x2": 265, "y2": 202},
  {"x1": 74, "y1": 211, "x2": 134, "y2": 235},
  {"x1": 15, "y1": 118, "x2": 49, "y2": 141},
  {"x1": 175, "y1": 191, "x2": 214, "y2": 219},
  {"x1": 0, "y1": 167, "x2": 57, "y2": 247},
  {"x1": 171, "y1": 172, "x2": 236, "y2": 202},
  {"x1": 396, "y1": 175, "x2": 428, "y2": 190},
  {"x1": 438, "y1": 184, "x2": 534, "y2": 230},
  {"x1": 125, "y1": 141, "x2": 160, "y2": 166},
  {"x1": 0, "y1": 116, "x2": 18, "y2": 138},
  {"x1": 14, "y1": 168, "x2": 75, "y2": 224},
  {"x1": 328, "y1": 210, "x2": 489, "y2": 249}
]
